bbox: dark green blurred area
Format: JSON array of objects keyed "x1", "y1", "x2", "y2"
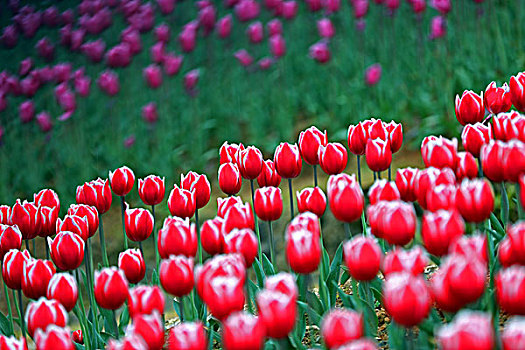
[{"x1": 0, "y1": 0, "x2": 524, "y2": 208}]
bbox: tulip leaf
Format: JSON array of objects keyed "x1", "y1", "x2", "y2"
[
  {"x1": 253, "y1": 258, "x2": 265, "y2": 288},
  {"x1": 0, "y1": 312, "x2": 12, "y2": 336},
  {"x1": 306, "y1": 291, "x2": 324, "y2": 320},
  {"x1": 172, "y1": 298, "x2": 181, "y2": 320},
  {"x1": 74, "y1": 344, "x2": 86, "y2": 350},
  {"x1": 321, "y1": 248, "x2": 330, "y2": 279},
  {"x1": 388, "y1": 322, "x2": 406, "y2": 350},
  {"x1": 262, "y1": 254, "x2": 276, "y2": 276},
  {"x1": 295, "y1": 301, "x2": 307, "y2": 341},
  {"x1": 489, "y1": 213, "x2": 505, "y2": 237},
  {"x1": 328, "y1": 242, "x2": 343, "y2": 279},
  {"x1": 151, "y1": 269, "x2": 160, "y2": 286},
  {"x1": 319, "y1": 278, "x2": 330, "y2": 312},
  {"x1": 183, "y1": 295, "x2": 197, "y2": 321},
  {"x1": 118, "y1": 308, "x2": 130, "y2": 333},
  {"x1": 332, "y1": 281, "x2": 357, "y2": 309},
  {"x1": 501, "y1": 183, "x2": 509, "y2": 227},
  {"x1": 288, "y1": 328, "x2": 306, "y2": 350},
  {"x1": 340, "y1": 269, "x2": 351, "y2": 285}
]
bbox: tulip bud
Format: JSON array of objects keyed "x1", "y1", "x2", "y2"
[
  {"x1": 46, "y1": 273, "x2": 78, "y2": 312},
  {"x1": 128, "y1": 285, "x2": 165, "y2": 318},
  {"x1": 318, "y1": 142, "x2": 347, "y2": 175},
  {"x1": 67, "y1": 204, "x2": 98, "y2": 237},
  {"x1": 254, "y1": 187, "x2": 283, "y2": 222},
  {"x1": 34, "y1": 325, "x2": 74, "y2": 350},
  {"x1": 298, "y1": 126, "x2": 327, "y2": 165},
  {"x1": 246, "y1": 21, "x2": 263, "y2": 43},
  {"x1": 222, "y1": 202, "x2": 255, "y2": 233},
  {"x1": 269, "y1": 34, "x2": 286, "y2": 58},
  {"x1": 347, "y1": 123, "x2": 368, "y2": 156},
  {"x1": 154, "y1": 23, "x2": 170, "y2": 43},
  {"x1": 181, "y1": 172, "x2": 211, "y2": 209},
  {"x1": 296, "y1": 187, "x2": 326, "y2": 217},
  {"x1": 94, "y1": 267, "x2": 129, "y2": 310},
  {"x1": 367, "y1": 201, "x2": 416, "y2": 246},
  {"x1": 502, "y1": 317, "x2": 525, "y2": 350},
  {"x1": 109, "y1": 166, "x2": 135, "y2": 197},
  {"x1": 118, "y1": 249, "x2": 145, "y2": 284},
  {"x1": 224, "y1": 228, "x2": 258, "y2": 267},
  {"x1": 128, "y1": 311, "x2": 165, "y2": 350},
  {"x1": 143, "y1": 64, "x2": 163, "y2": 89},
  {"x1": 365, "y1": 64, "x2": 381, "y2": 86},
  {"x1": 56, "y1": 215, "x2": 89, "y2": 241},
  {"x1": 327, "y1": 174, "x2": 364, "y2": 223},
  {"x1": 76, "y1": 178, "x2": 112, "y2": 214},
  {"x1": 421, "y1": 209, "x2": 464, "y2": 256},
  {"x1": 321, "y1": 309, "x2": 363, "y2": 349},
  {"x1": 265, "y1": 272, "x2": 298, "y2": 299},
  {"x1": 168, "y1": 322, "x2": 207, "y2": 350},
  {"x1": 25, "y1": 298, "x2": 68, "y2": 338},
  {"x1": 484, "y1": 81, "x2": 512, "y2": 114},
  {"x1": 107, "y1": 332, "x2": 147, "y2": 350},
  {"x1": 309, "y1": 41, "x2": 331, "y2": 64},
  {"x1": 509, "y1": 72, "x2": 525, "y2": 112},
  {"x1": 365, "y1": 138, "x2": 392, "y2": 172},
  {"x1": 385, "y1": 121, "x2": 403, "y2": 153},
  {"x1": 496, "y1": 266, "x2": 525, "y2": 315},
  {"x1": 201, "y1": 217, "x2": 225, "y2": 255},
  {"x1": 450, "y1": 233, "x2": 488, "y2": 264},
  {"x1": 436, "y1": 311, "x2": 494, "y2": 350},
  {"x1": 218, "y1": 163, "x2": 242, "y2": 195},
  {"x1": 343, "y1": 236, "x2": 381, "y2": 281},
  {"x1": 421, "y1": 136, "x2": 458, "y2": 170},
  {"x1": 97, "y1": 70, "x2": 120, "y2": 96},
  {"x1": 10, "y1": 199, "x2": 41, "y2": 240},
  {"x1": 222, "y1": 311, "x2": 265, "y2": 350},
  {"x1": 49, "y1": 231, "x2": 84, "y2": 271},
  {"x1": 317, "y1": 18, "x2": 335, "y2": 38},
  {"x1": 455, "y1": 152, "x2": 478, "y2": 181},
  {"x1": 158, "y1": 218, "x2": 197, "y2": 258},
  {"x1": 0, "y1": 335, "x2": 27, "y2": 349},
  {"x1": 368, "y1": 180, "x2": 401, "y2": 205},
  {"x1": 455, "y1": 90, "x2": 485, "y2": 125},
  {"x1": 234, "y1": 49, "x2": 253, "y2": 67},
  {"x1": 0, "y1": 206, "x2": 11, "y2": 225},
  {"x1": 34, "y1": 189, "x2": 60, "y2": 212},
  {"x1": 445, "y1": 254, "x2": 487, "y2": 305},
  {"x1": 426, "y1": 184, "x2": 457, "y2": 212},
  {"x1": 138, "y1": 175, "x2": 165, "y2": 206},
  {"x1": 124, "y1": 207, "x2": 153, "y2": 242},
  {"x1": 217, "y1": 15, "x2": 232, "y2": 38},
  {"x1": 167, "y1": 186, "x2": 196, "y2": 219},
  {"x1": 160, "y1": 255, "x2": 194, "y2": 297},
  {"x1": 3, "y1": 249, "x2": 31, "y2": 290},
  {"x1": 415, "y1": 167, "x2": 456, "y2": 209},
  {"x1": 0, "y1": 225, "x2": 22, "y2": 258},
  {"x1": 72, "y1": 330, "x2": 83, "y2": 345},
  {"x1": 22, "y1": 259, "x2": 56, "y2": 299},
  {"x1": 237, "y1": 146, "x2": 264, "y2": 180},
  {"x1": 217, "y1": 196, "x2": 243, "y2": 218},
  {"x1": 257, "y1": 160, "x2": 281, "y2": 187},
  {"x1": 456, "y1": 178, "x2": 494, "y2": 223},
  {"x1": 256, "y1": 290, "x2": 296, "y2": 339},
  {"x1": 382, "y1": 246, "x2": 428, "y2": 277}
]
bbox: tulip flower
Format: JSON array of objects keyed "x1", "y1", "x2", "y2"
[
  {"x1": 491, "y1": 111, "x2": 524, "y2": 142},
  {"x1": 455, "y1": 90, "x2": 485, "y2": 125},
  {"x1": 425, "y1": 184, "x2": 457, "y2": 212},
  {"x1": 22, "y1": 259, "x2": 56, "y2": 300},
  {"x1": 496, "y1": 266, "x2": 525, "y2": 315},
  {"x1": 321, "y1": 309, "x2": 363, "y2": 349},
  {"x1": 56, "y1": 215, "x2": 89, "y2": 241},
  {"x1": 257, "y1": 160, "x2": 282, "y2": 187},
  {"x1": 34, "y1": 189, "x2": 60, "y2": 211},
  {"x1": 509, "y1": 72, "x2": 525, "y2": 112},
  {"x1": 366, "y1": 138, "x2": 392, "y2": 172},
  {"x1": 94, "y1": 267, "x2": 129, "y2": 310},
  {"x1": 502, "y1": 317, "x2": 525, "y2": 350},
  {"x1": 72, "y1": 329, "x2": 83, "y2": 345},
  {"x1": 143, "y1": 64, "x2": 163, "y2": 89},
  {"x1": 234, "y1": 49, "x2": 253, "y2": 67},
  {"x1": 382, "y1": 246, "x2": 428, "y2": 277},
  {"x1": 445, "y1": 254, "x2": 487, "y2": 305},
  {"x1": 224, "y1": 228, "x2": 258, "y2": 267},
  {"x1": 274, "y1": 142, "x2": 302, "y2": 179},
  {"x1": 343, "y1": 236, "x2": 382, "y2": 281},
  {"x1": 25, "y1": 298, "x2": 68, "y2": 338},
  {"x1": 296, "y1": 187, "x2": 327, "y2": 217},
  {"x1": 415, "y1": 167, "x2": 456, "y2": 209},
  {"x1": 138, "y1": 175, "x2": 165, "y2": 206},
  {"x1": 222, "y1": 201, "x2": 255, "y2": 233},
  {"x1": 109, "y1": 166, "x2": 135, "y2": 197},
  {"x1": 237, "y1": 146, "x2": 263, "y2": 180},
  {"x1": 450, "y1": 234, "x2": 489, "y2": 264},
  {"x1": 365, "y1": 64, "x2": 382, "y2": 86},
  {"x1": 0, "y1": 206, "x2": 10, "y2": 224},
  {"x1": 34, "y1": 325, "x2": 74, "y2": 350},
  {"x1": 222, "y1": 311, "x2": 265, "y2": 350},
  {"x1": 455, "y1": 178, "x2": 494, "y2": 223},
  {"x1": 128, "y1": 285, "x2": 165, "y2": 318},
  {"x1": 97, "y1": 70, "x2": 120, "y2": 96},
  {"x1": 167, "y1": 186, "x2": 196, "y2": 219},
  {"x1": 247, "y1": 21, "x2": 263, "y2": 43},
  {"x1": 158, "y1": 0, "x2": 176, "y2": 14},
  {"x1": 118, "y1": 249, "x2": 145, "y2": 284},
  {"x1": 19, "y1": 101, "x2": 34, "y2": 123},
  {"x1": 218, "y1": 163, "x2": 242, "y2": 195},
  {"x1": 309, "y1": 41, "x2": 331, "y2": 64},
  {"x1": 436, "y1": 311, "x2": 494, "y2": 350},
  {"x1": 455, "y1": 152, "x2": 479, "y2": 180},
  {"x1": 368, "y1": 180, "x2": 401, "y2": 205},
  {"x1": 67, "y1": 204, "x2": 98, "y2": 238},
  {"x1": 235, "y1": 0, "x2": 260, "y2": 21},
  {"x1": 421, "y1": 136, "x2": 458, "y2": 170},
  {"x1": 168, "y1": 322, "x2": 207, "y2": 350},
  {"x1": 76, "y1": 178, "x2": 112, "y2": 214},
  {"x1": 81, "y1": 39, "x2": 106, "y2": 63},
  {"x1": 421, "y1": 209, "x2": 464, "y2": 256},
  {"x1": 327, "y1": 174, "x2": 364, "y2": 223},
  {"x1": 383, "y1": 272, "x2": 431, "y2": 327},
  {"x1": 318, "y1": 142, "x2": 347, "y2": 175},
  {"x1": 10, "y1": 199, "x2": 41, "y2": 242},
  {"x1": 160, "y1": 255, "x2": 194, "y2": 297},
  {"x1": 254, "y1": 187, "x2": 283, "y2": 222},
  {"x1": 461, "y1": 126, "x2": 491, "y2": 165},
  {"x1": 127, "y1": 311, "x2": 164, "y2": 350},
  {"x1": 485, "y1": 81, "x2": 512, "y2": 114},
  {"x1": 0, "y1": 224, "x2": 22, "y2": 258},
  {"x1": 123, "y1": 206, "x2": 154, "y2": 244},
  {"x1": 46, "y1": 273, "x2": 78, "y2": 312},
  {"x1": 220, "y1": 142, "x2": 244, "y2": 165},
  {"x1": 298, "y1": 126, "x2": 327, "y2": 167},
  {"x1": 49, "y1": 231, "x2": 84, "y2": 271},
  {"x1": 217, "y1": 15, "x2": 232, "y2": 38},
  {"x1": 107, "y1": 333, "x2": 147, "y2": 350},
  {"x1": 158, "y1": 217, "x2": 197, "y2": 259},
  {"x1": 256, "y1": 290, "x2": 296, "y2": 339},
  {"x1": 0, "y1": 335, "x2": 27, "y2": 349},
  {"x1": 269, "y1": 34, "x2": 286, "y2": 58},
  {"x1": 201, "y1": 217, "x2": 225, "y2": 255},
  {"x1": 154, "y1": 23, "x2": 170, "y2": 43},
  {"x1": 3, "y1": 249, "x2": 31, "y2": 290},
  {"x1": 163, "y1": 53, "x2": 183, "y2": 76}
]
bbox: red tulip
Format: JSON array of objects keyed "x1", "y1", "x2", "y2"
[
  {"x1": 167, "y1": 322, "x2": 207, "y2": 350},
  {"x1": 39, "y1": 207, "x2": 58, "y2": 238},
  {"x1": 496, "y1": 266, "x2": 525, "y2": 315},
  {"x1": 269, "y1": 34, "x2": 286, "y2": 58},
  {"x1": 298, "y1": 126, "x2": 327, "y2": 165},
  {"x1": 167, "y1": 186, "x2": 196, "y2": 219},
  {"x1": 425, "y1": 183, "x2": 457, "y2": 212},
  {"x1": 415, "y1": 167, "x2": 456, "y2": 209},
  {"x1": 296, "y1": 187, "x2": 326, "y2": 217},
  {"x1": 109, "y1": 166, "x2": 135, "y2": 197},
  {"x1": 421, "y1": 136, "x2": 458, "y2": 170},
  {"x1": 2, "y1": 249, "x2": 31, "y2": 290},
  {"x1": 22, "y1": 259, "x2": 56, "y2": 299},
  {"x1": 309, "y1": 41, "x2": 331, "y2": 64},
  {"x1": 256, "y1": 290, "x2": 296, "y2": 339},
  {"x1": 67, "y1": 204, "x2": 98, "y2": 237},
  {"x1": 10, "y1": 199, "x2": 41, "y2": 240},
  {"x1": 237, "y1": 146, "x2": 263, "y2": 180},
  {"x1": 321, "y1": 309, "x2": 363, "y2": 349},
  {"x1": 455, "y1": 178, "x2": 494, "y2": 223},
  {"x1": 385, "y1": 121, "x2": 403, "y2": 153},
  {"x1": 498, "y1": 236, "x2": 517, "y2": 267},
  {"x1": 201, "y1": 217, "x2": 225, "y2": 255},
  {"x1": 382, "y1": 246, "x2": 428, "y2": 277},
  {"x1": 364, "y1": 64, "x2": 381, "y2": 86},
  {"x1": 158, "y1": 217, "x2": 197, "y2": 258},
  {"x1": 224, "y1": 228, "x2": 258, "y2": 267},
  {"x1": 25, "y1": 298, "x2": 68, "y2": 338},
  {"x1": 49, "y1": 231, "x2": 84, "y2": 271},
  {"x1": 118, "y1": 249, "x2": 145, "y2": 284},
  {"x1": 217, "y1": 197, "x2": 243, "y2": 218},
  {"x1": 365, "y1": 138, "x2": 391, "y2": 172},
  {"x1": 368, "y1": 180, "x2": 400, "y2": 205},
  {"x1": 421, "y1": 209, "x2": 464, "y2": 256},
  {"x1": 327, "y1": 174, "x2": 364, "y2": 223},
  {"x1": 56, "y1": 215, "x2": 89, "y2": 241},
  {"x1": 219, "y1": 142, "x2": 244, "y2": 165},
  {"x1": 368, "y1": 200, "x2": 416, "y2": 246},
  {"x1": 46, "y1": 273, "x2": 78, "y2": 312},
  {"x1": 76, "y1": 178, "x2": 112, "y2": 214},
  {"x1": 181, "y1": 172, "x2": 211, "y2": 209},
  {"x1": 383, "y1": 272, "x2": 431, "y2": 327},
  {"x1": 138, "y1": 175, "x2": 165, "y2": 206},
  {"x1": 503, "y1": 140, "x2": 525, "y2": 182},
  {"x1": 265, "y1": 272, "x2": 298, "y2": 299},
  {"x1": 343, "y1": 236, "x2": 381, "y2": 281},
  {"x1": 318, "y1": 142, "x2": 347, "y2": 174},
  {"x1": 485, "y1": 81, "x2": 512, "y2": 114},
  {"x1": 0, "y1": 206, "x2": 10, "y2": 225},
  {"x1": 254, "y1": 187, "x2": 283, "y2": 221},
  {"x1": 509, "y1": 72, "x2": 525, "y2": 112},
  {"x1": 395, "y1": 168, "x2": 419, "y2": 202},
  {"x1": 445, "y1": 254, "x2": 487, "y2": 305},
  {"x1": 455, "y1": 151, "x2": 477, "y2": 180},
  {"x1": 450, "y1": 234, "x2": 488, "y2": 264},
  {"x1": 222, "y1": 311, "x2": 265, "y2": 350},
  {"x1": 274, "y1": 142, "x2": 302, "y2": 178},
  {"x1": 218, "y1": 163, "x2": 242, "y2": 195},
  {"x1": 222, "y1": 202, "x2": 255, "y2": 233},
  {"x1": 107, "y1": 333, "x2": 147, "y2": 350},
  {"x1": 0, "y1": 335, "x2": 27, "y2": 349},
  {"x1": 285, "y1": 220, "x2": 321, "y2": 274},
  {"x1": 124, "y1": 206, "x2": 153, "y2": 242},
  {"x1": 455, "y1": 90, "x2": 485, "y2": 125},
  {"x1": 521, "y1": 175, "x2": 525, "y2": 211},
  {"x1": 160, "y1": 255, "x2": 194, "y2": 297},
  {"x1": 217, "y1": 15, "x2": 232, "y2": 38},
  {"x1": 257, "y1": 160, "x2": 281, "y2": 187},
  {"x1": 436, "y1": 311, "x2": 494, "y2": 350},
  {"x1": 502, "y1": 317, "x2": 525, "y2": 350},
  {"x1": 94, "y1": 267, "x2": 129, "y2": 310},
  {"x1": 34, "y1": 325, "x2": 73, "y2": 350},
  {"x1": 0, "y1": 225, "x2": 22, "y2": 258},
  {"x1": 128, "y1": 311, "x2": 165, "y2": 350},
  {"x1": 34, "y1": 189, "x2": 60, "y2": 211},
  {"x1": 128, "y1": 285, "x2": 165, "y2": 318}
]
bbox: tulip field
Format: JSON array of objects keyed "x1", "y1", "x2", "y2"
[{"x1": 2, "y1": 0, "x2": 525, "y2": 349}]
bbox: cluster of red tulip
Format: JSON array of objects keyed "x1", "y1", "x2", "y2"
[
  {"x1": 0, "y1": 0, "x2": 472, "y2": 142},
  {"x1": 0, "y1": 74, "x2": 524, "y2": 350}
]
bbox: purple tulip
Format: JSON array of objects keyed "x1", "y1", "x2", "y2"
[
  {"x1": 151, "y1": 42, "x2": 166, "y2": 64},
  {"x1": 269, "y1": 34, "x2": 286, "y2": 58},
  {"x1": 36, "y1": 111, "x2": 53, "y2": 133},
  {"x1": 142, "y1": 103, "x2": 158, "y2": 124},
  {"x1": 19, "y1": 100, "x2": 35, "y2": 123},
  {"x1": 97, "y1": 70, "x2": 120, "y2": 96},
  {"x1": 184, "y1": 69, "x2": 200, "y2": 95},
  {"x1": 143, "y1": 64, "x2": 163, "y2": 89},
  {"x1": 309, "y1": 41, "x2": 331, "y2": 64},
  {"x1": 317, "y1": 18, "x2": 335, "y2": 38},
  {"x1": 234, "y1": 49, "x2": 254, "y2": 67},
  {"x1": 81, "y1": 39, "x2": 106, "y2": 63},
  {"x1": 154, "y1": 24, "x2": 170, "y2": 43},
  {"x1": 163, "y1": 53, "x2": 184, "y2": 76},
  {"x1": 365, "y1": 63, "x2": 382, "y2": 86},
  {"x1": 235, "y1": 0, "x2": 260, "y2": 21},
  {"x1": 217, "y1": 15, "x2": 233, "y2": 38},
  {"x1": 267, "y1": 19, "x2": 283, "y2": 37},
  {"x1": 247, "y1": 21, "x2": 264, "y2": 43},
  {"x1": 430, "y1": 16, "x2": 446, "y2": 39}
]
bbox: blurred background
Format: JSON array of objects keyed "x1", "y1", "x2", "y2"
[{"x1": 0, "y1": 0, "x2": 522, "y2": 263}]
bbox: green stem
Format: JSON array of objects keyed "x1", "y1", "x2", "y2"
[
  {"x1": 83, "y1": 246, "x2": 98, "y2": 346},
  {"x1": 152, "y1": 205, "x2": 160, "y2": 274},
  {"x1": 138, "y1": 241, "x2": 144, "y2": 259},
  {"x1": 195, "y1": 209, "x2": 202, "y2": 265},
  {"x1": 357, "y1": 155, "x2": 362, "y2": 188},
  {"x1": 75, "y1": 269, "x2": 92, "y2": 350},
  {"x1": 17, "y1": 289, "x2": 25, "y2": 340},
  {"x1": 361, "y1": 211, "x2": 367, "y2": 235},
  {"x1": 32, "y1": 240, "x2": 35, "y2": 258},
  {"x1": 178, "y1": 296, "x2": 184, "y2": 322},
  {"x1": 44, "y1": 237, "x2": 50, "y2": 259},
  {"x1": 303, "y1": 274, "x2": 315, "y2": 347},
  {"x1": 268, "y1": 221, "x2": 275, "y2": 264},
  {"x1": 2, "y1": 280, "x2": 13, "y2": 335},
  {"x1": 388, "y1": 165, "x2": 391, "y2": 182},
  {"x1": 250, "y1": 179, "x2": 262, "y2": 262},
  {"x1": 313, "y1": 164, "x2": 318, "y2": 187},
  {"x1": 344, "y1": 222, "x2": 351, "y2": 238},
  {"x1": 112, "y1": 310, "x2": 119, "y2": 339},
  {"x1": 478, "y1": 157, "x2": 483, "y2": 178},
  {"x1": 517, "y1": 183, "x2": 524, "y2": 221},
  {"x1": 288, "y1": 178, "x2": 295, "y2": 219},
  {"x1": 98, "y1": 215, "x2": 109, "y2": 267},
  {"x1": 120, "y1": 196, "x2": 128, "y2": 250},
  {"x1": 24, "y1": 240, "x2": 30, "y2": 254},
  {"x1": 501, "y1": 183, "x2": 509, "y2": 228},
  {"x1": 11, "y1": 289, "x2": 21, "y2": 336}
]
